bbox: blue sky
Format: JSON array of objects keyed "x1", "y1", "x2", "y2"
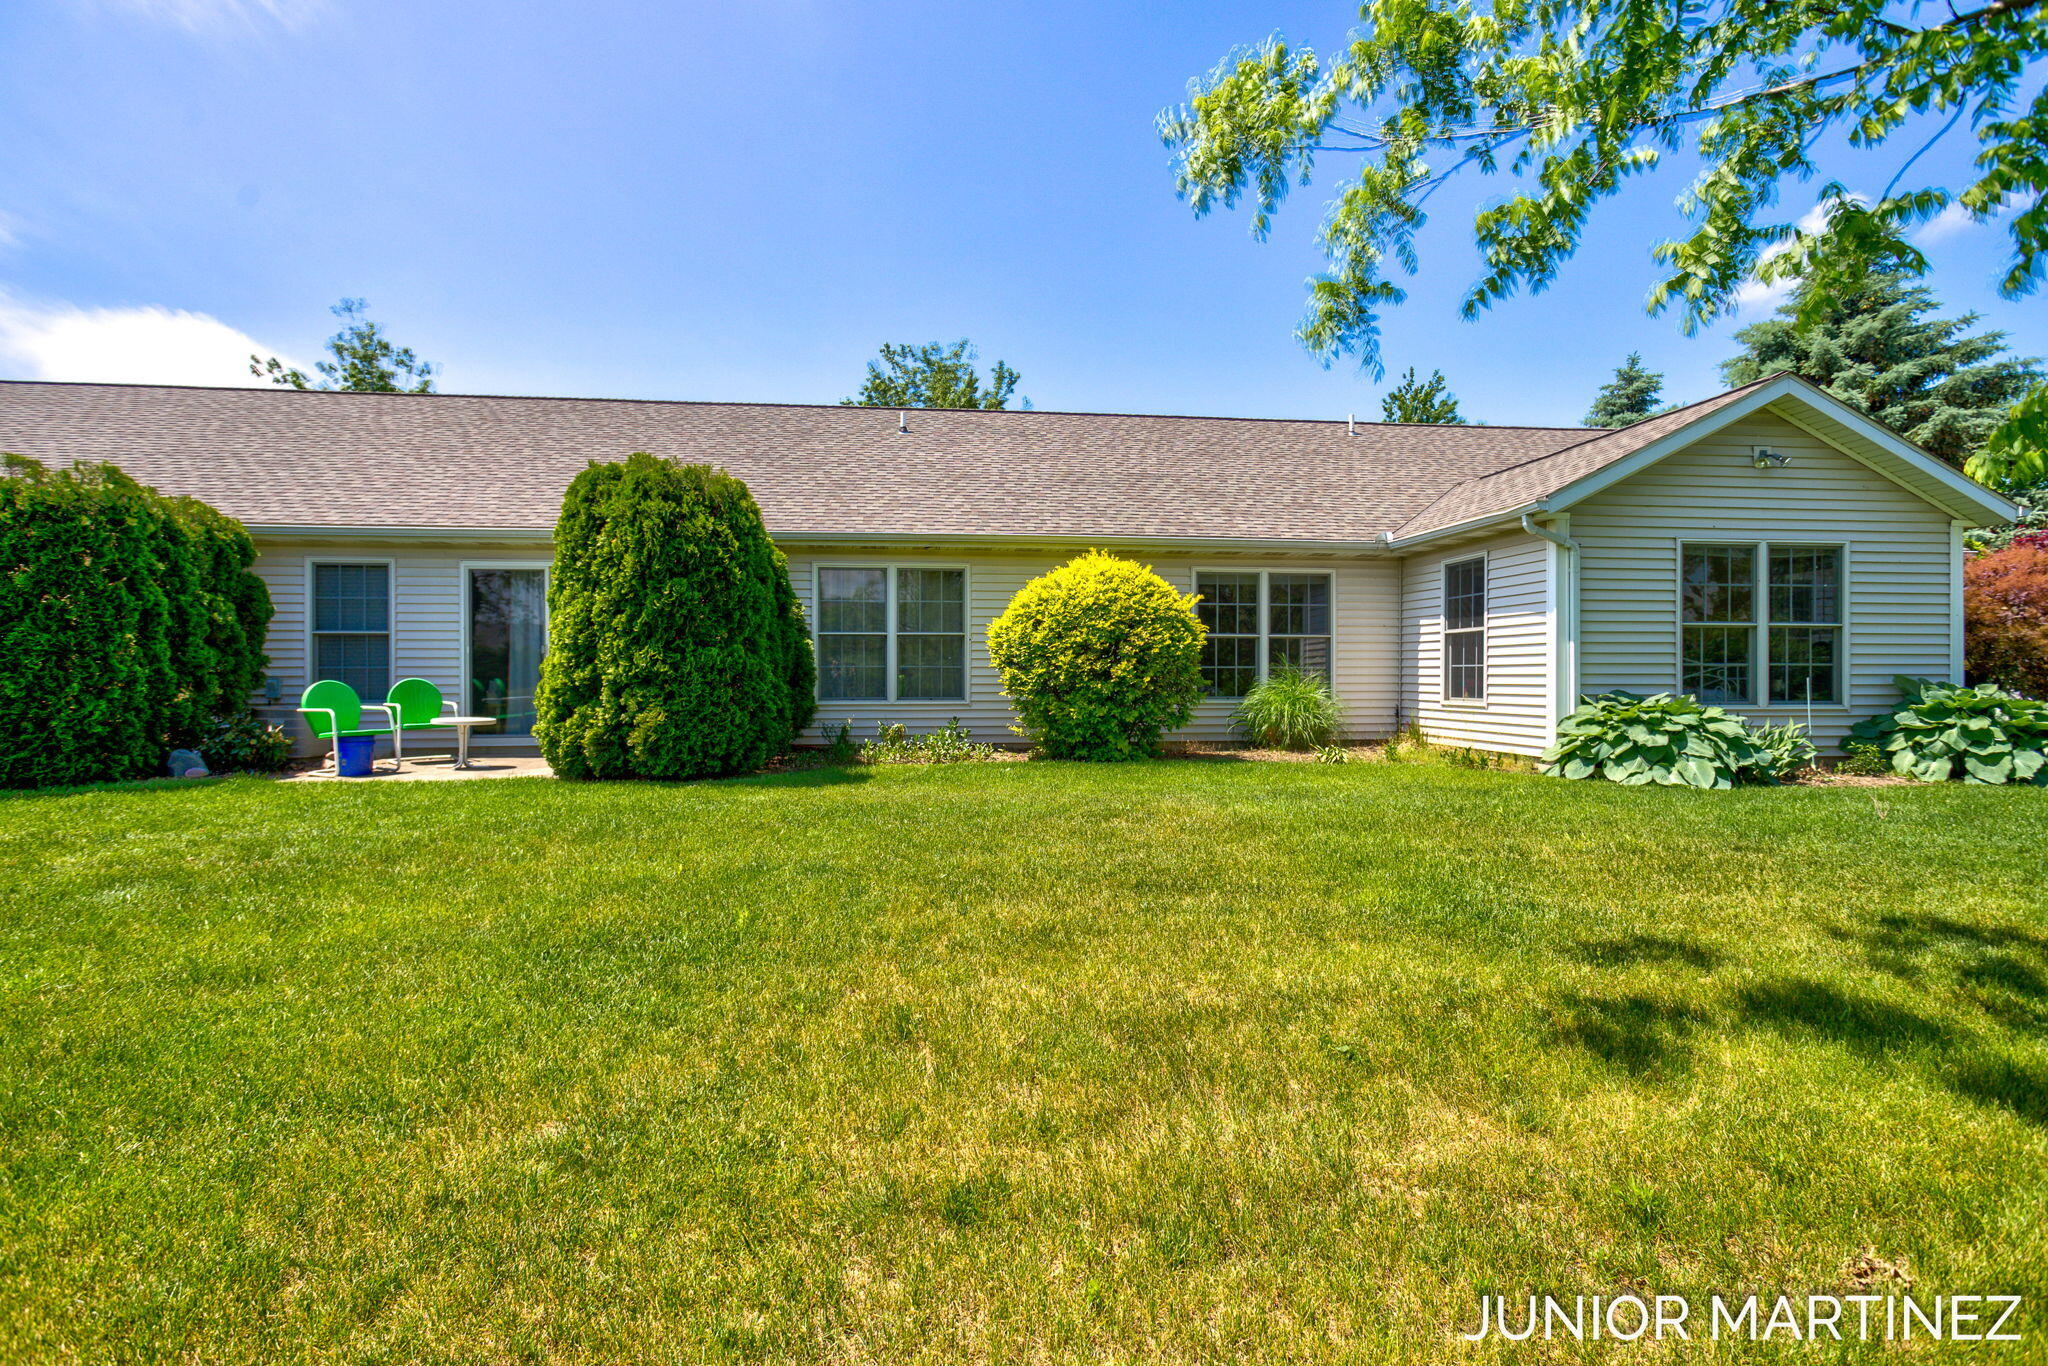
[{"x1": 1, "y1": 0, "x2": 2039, "y2": 427}]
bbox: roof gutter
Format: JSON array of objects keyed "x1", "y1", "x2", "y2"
[
  {"x1": 244, "y1": 524, "x2": 1397, "y2": 555},
  {"x1": 1382, "y1": 502, "x2": 1543, "y2": 551}
]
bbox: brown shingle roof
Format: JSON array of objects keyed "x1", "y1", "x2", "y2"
[
  {"x1": 0, "y1": 381, "x2": 1607, "y2": 543},
  {"x1": 1392, "y1": 377, "x2": 1779, "y2": 539}
]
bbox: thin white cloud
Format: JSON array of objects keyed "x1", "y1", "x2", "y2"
[
  {"x1": 0, "y1": 295, "x2": 304, "y2": 387},
  {"x1": 83, "y1": 0, "x2": 323, "y2": 33},
  {"x1": 1914, "y1": 201, "x2": 1979, "y2": 246},
  {"x1": 1731, "y1": 196, "x2": 1867, "y2": 316}
]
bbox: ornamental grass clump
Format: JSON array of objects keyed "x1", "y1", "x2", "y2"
[
  {"x1": 1233, "y1": 665, "x2": 1342, "y2": 750},
  {"x1": 1541, "y1": 692, "x2": 1773, "y2": 789},
  {"x1": 1847, "y1": 676, "x2": 2048, "y2": 785},
  {"x1": 986, "y1": 552, "x2": 1205, "y2": 761}
]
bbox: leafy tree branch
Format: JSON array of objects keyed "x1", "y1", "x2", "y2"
[{"x1": 1161, "y1": 1, "x2": 2048, "y2": 374}]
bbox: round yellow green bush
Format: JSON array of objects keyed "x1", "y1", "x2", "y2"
[{"x1": 986, "y1": 552, "x2": 1205, "y2": 760}]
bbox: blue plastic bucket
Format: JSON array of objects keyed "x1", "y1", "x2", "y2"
[{"x1": 335, "y1": 734, "x2": 377, "y2": 777}]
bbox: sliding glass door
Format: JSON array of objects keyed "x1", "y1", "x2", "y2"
[{"x1": 468, "y1": 567, "x2": 547, "y2": 735}]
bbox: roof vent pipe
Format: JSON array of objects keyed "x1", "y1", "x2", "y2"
[
  {"x1": 897, "y1": 411, "x2": 909, "y2": 434},
  {"x1": 1347, "y1": 413, "x2": 1356, "y2": 436}
]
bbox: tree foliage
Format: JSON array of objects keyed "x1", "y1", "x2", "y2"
[
  {"x1": 0, "y1": 455, "x2": 272, "y2": 788},
  {"x1": 1586, "y1": 352, "x2": 1671, "y2": 427},
  {"x1": 534, "y1": 455, "x2": 814, "y2": 780},
  {"x1": 986, "y1": 552, "x2": 1206, "y2": 760},
  {"x1": 842, "y1": 340, "x2": 1024, "y2": 410},
  {"x1": 1720, "y1": 271, "x2": 2041, "y2": 468},
  {"x1": 251, "y1": 298, "x2": 439, "y2": 392},
  {"x1": 1966, "y1": 543, "x2": 2048, "y2": 698},
  {"x1": 1379, "y1": 367, "x2": 1464, "y2": 423},
  {"x1": 1161, "y1": 2, "x2": 2048, "y2": 374},
  {"x1": 1971, "y1": 383, "x2": 2048, "y2": 489}
]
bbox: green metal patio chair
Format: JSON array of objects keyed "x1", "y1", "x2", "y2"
[
  {"x1": 383, "y1": 677, "x2": 455, "y2": 767},
  {"x1": 297, "y1": 679, "x2": 395, "y2": 773}
]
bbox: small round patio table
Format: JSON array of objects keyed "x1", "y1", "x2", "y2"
[{"x1": 427, "y1": 716, "x2": 498, "y2": 770}]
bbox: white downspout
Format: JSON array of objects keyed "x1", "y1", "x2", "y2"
[{"x1": 1522, "y1": 510, "x2": 1580, "y2": 721}]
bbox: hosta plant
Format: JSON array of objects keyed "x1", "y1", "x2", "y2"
[
  {"x1": 1743, "y1": 721, "x2": 1820, "y2": 783},
  {"x1": 1541, "y1": 692, "x2": 1772, "y2": 789},
  {"x1": 1846, "y1": 677, "x2": 2048, "y2": 785}
]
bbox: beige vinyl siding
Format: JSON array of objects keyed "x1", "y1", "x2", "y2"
[
  {"x1": 1572, "y1": 412, "x2": 1958, "y2": 747},
  {"x1": 252, "y1": 539, "x2": 553, "y2": 753},
  {"x1": 788, "y1": 550, "x2": 1401, "y2": 745},
  {"x1": 253, "y1": 540, "x2": 1401, "y2": 751},
  {"x1": 1398, "y1": 530, "x2": 1555, "y2": 755}
]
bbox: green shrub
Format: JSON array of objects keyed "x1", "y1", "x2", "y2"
[
  {"x1": 1233, "y1": 665, "x2": 1342, "y2": 749},
  {"x1": 860, "y1": 718, "x2": 1000, "y2": 764},
  {"x1": 534, "y1": 455, "x2": 815, "y2": 780},
  {"x1": 985, "y1": 552, "x2": 1205, "y2": 760},
  {"x1": 165, "y1": 496, "x2": 272, "y2": 737},
  {"x1": 1837, "y1": 740, "x2": 1891, "y2": 776},
  {"x1": 1846, "y1": 675, "x2": 2048, "y2": 784},
  {"x1": 821, "y1": 720, "x2": 859, "y2": 765},
  {"x1": 199, "y1": 713, "x2": 292, "y2": 773},
  {"x1": 0, "y1": 457, "x2": 271, "y2": 788},
  {"x1": 1313, "y1": 744, "x2": 1351, "y2": 764},
  {"x1": 0, "y1": 457, "x2": 163, "y2": 787},
  {"x1": 1744, "y1": 721, "x2": 1820, "y2": 782},
  {"x1": 1541, "y1": 692, "x2": 1774, "y2": 788}
]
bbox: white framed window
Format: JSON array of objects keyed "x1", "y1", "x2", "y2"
[
  {"x1": 1194, "y1": 570, "x2": 1333, "y2": 697},
  {"x1": 1442, "y1": 556, "x2": 1487, "y2": 701},
  {"x1": 815, "y1": 564, "x2": 968, "y2": 702},
  {"x1": 308, "y1": 560, "x2": 392, "y2": 701},
  {"x1": 1680, "y1": 542, "x2": 1844, "y2": 706}
]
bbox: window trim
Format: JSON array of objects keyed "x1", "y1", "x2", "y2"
[
  {"x1": 304, "y1": 556, "x2": 396, "y2": 700},
  {"x1": 1191, "y1": 567, "x2": 1337, "y2": 700},
  {"x1": 811, "y1": 560, "x2": 972, "y2": 704},
  {"x1": 1439, "y1": 553, "x2": 1489, "y2": 707},
  {"x1": 460, "y1": 559, "x2": 551, "y2": 744},
  {"x1": 1675, "y1": 539, "x2": 1851, "y2": 710}
]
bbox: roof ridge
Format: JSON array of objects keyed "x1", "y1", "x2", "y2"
[{"x1": 0, "y1": 379, "x2": 1599, "y2": 432}]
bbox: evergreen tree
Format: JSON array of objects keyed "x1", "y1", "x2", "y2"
[
  {"x1": 0, "y1": 457, "x2": 272, "y2": 787},
  {"x1": 1586, "y1": 353, "x2": 1669, "y2": 427},
  {"x1": 534, "y1": 455, "x2": 813, "y2": 780},
  {"x1": 844, "y1": 340, "x2": 1023, "y2": 410},
  {"x1": 1380, "y1": 368, "x2": 1463, "y2": 424},
  {"x1": 251, "y1": 298, "x2": 439, "y2": 393},
  {"x1": 1721, "y1": 272, "x2": 2043, "y2": 469}
]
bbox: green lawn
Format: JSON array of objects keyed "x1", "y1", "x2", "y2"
[{"x1": 3, "y1": 761, "x2": 2045, "y2": 1363}]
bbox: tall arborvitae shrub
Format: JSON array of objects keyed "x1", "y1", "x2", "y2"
[
  {"x1": 534, "y1": 454, "x2": 815, "y2": 779},
  {"x1": 1, "y1": 457, "x2": 165, "y2": 786},
  {"x1": 165, "y1": 495, "x2": 273, "y2": 732},
  {"x1": 0, "y1": 456, "x2": 274, "y2": 788}
]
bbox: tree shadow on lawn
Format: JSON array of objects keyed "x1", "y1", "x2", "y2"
[
  {"x1": 708, "y1": 764, "x2": 875, "y2": 789},
  {"x1": 1568, "y1": 934, "x2": 1725, "y2": 970},
  {"x1": 1829, "y1": 912, "x2": 2048, "y2": 1034},
  {"x1": 1547, "y1": 957, "x2": 2048, "y2": 1129},
  {"x1": 1548, "y1": 992, "x2": 1712, "y2": 1079}
]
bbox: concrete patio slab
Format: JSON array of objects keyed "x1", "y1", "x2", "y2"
[{"x1": 279, "y1": 755, "x2": 555, "y2": 782}]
